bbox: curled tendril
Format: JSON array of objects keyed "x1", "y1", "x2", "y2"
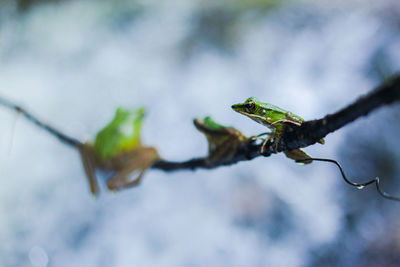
[{"x1": 296, "y1": 158, "x2": 400, "y2": 202}]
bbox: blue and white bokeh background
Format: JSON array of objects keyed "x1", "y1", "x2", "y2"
[{"x1": 1, "y1": 0, "x2": 400, "y2": 266}]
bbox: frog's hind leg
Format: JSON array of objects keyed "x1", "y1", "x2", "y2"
[
  {"x1": 270, "y1": 119, "x2": 302, "y2": 127},
  {"x1": 285, "y1": 149, "x2": 313, "y2": 164}
]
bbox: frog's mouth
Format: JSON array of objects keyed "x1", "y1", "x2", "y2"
[
  {"x1": 231, "y1": 103, "x2": 243, "y2": 110},
  {"x1": 231, "y1": 103, "x2": 253, "y2": 114},
  {"x1": 231, "y1": 104, "x2": 249, "y2": 117}
]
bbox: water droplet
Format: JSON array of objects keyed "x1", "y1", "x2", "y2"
[{"x1": 357, "y1": 185, "x2": 365, "y2": 190}]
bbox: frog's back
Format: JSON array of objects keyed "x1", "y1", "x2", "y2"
[
  {"x1": 259, "y1": 102, "x2": 288, "y2": 114},
  {"x1": 258, "y1": 102, "x2": 305, "y2": 122}
]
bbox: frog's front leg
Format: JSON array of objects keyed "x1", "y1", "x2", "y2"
[
  {"x1": 284, "y1": 149, "x2": 312, "y2": 164},
  {"x1": 260, "y1": 132, "x2": 278, "y2": 155},
  {"x1": 250, "y1": 132, "x2": 274, "y2": 155},
  {"x1": 252, "y1": 132, "x2": 279, "y2": 155},
  {"x1": 250, "y1": 132, "x2": 271, "y2": 143},
  {"x1": 265, "y1": 114, "x2": 303, "y2": 154},
  {"x1": 260, "y1": 124, "x2": 293, "y2": 154},
  {"x1": 78, "y1": 143, "x2": 99, "y2": 195}
]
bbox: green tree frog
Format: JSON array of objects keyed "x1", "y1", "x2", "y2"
[
  {"x1": 194, "y1": 116, "x2": 249, "y2": 165},
  {"x1": 79, "y1": 107, "x2": 159, "y2": 195},
  {"x1": 231, "y1": 97, "x2": 324, "y2": 164}
]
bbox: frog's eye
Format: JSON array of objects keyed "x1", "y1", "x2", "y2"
[{"x1": 244, "y1": 101, "x2": 256, "y2": 113}]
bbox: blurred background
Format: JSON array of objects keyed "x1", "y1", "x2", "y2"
[{"x1": 1, "y1": 0, "x2": 400, "y2": 266}]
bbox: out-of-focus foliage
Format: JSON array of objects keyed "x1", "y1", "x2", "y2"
[
  {"x1": 194, "y1": 116, "x2": 249, "y2": 165},
  {"x1": 18, "y1": 0, "x2": 58, "y2": 11},
  {"x1": 94, "y1": 107, "x2": 145, "y2": 161},
  {"x1": 181, "y1": 0, "x2": 283, "y2": 57}
]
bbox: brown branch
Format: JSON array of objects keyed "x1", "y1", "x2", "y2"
[
  {"x1": 153, "y1": 74, "x2": 400, "y2": 170},
  {"x1": 1, "y1": 74, "x2": 399, "y2": 171},
  {"x1": 152, "y1": 140, "x2": 260, "y2": 171},
  {"x1": 261, "y1": 74, "x2": 400, "y2": 157}
]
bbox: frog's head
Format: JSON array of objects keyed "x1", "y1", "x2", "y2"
[
  {"x1": 232, "y1": 97, "x2": 275, "y2": 127},
  {"x1": 231, "y1": 97, "x2": 258, "y2": 115}
]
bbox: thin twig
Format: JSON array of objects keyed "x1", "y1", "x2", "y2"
[
  {"x1": 152, "y1": 139, "x2": 260, "y2": 171},
  {"x1": 296, "y1": 158, "x2": 400, "y2": 201},
  {"x1": 0, "y1": 96, "x2": 83, "y2": 148}
]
